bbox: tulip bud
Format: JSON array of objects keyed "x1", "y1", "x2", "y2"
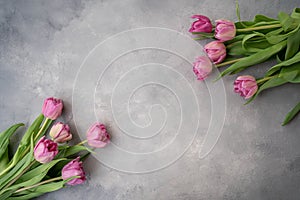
[
  {"x1": 215, "y1": 19, "x2": 236, "y2": 42},
  {"x1": 34, "y1": 136, "x2": 58, "y2": 163},
  {"x1": 42, "y1": 97, "x2": 63, "y2": 120},
  {"x1": 189, "y1": 15, "x2": 213, "y2": 33},
  {"x1": 86, "y1": 123, "x2": 110, "y2": 148},
  {"x1": 49, "y1": 122, "x2": 72, "y2": 143},
  {"x1": 204, "y1": 41, "x2": 226, "y2": 64},
  {"x1": 234, "y1": 75, "x2": 258, "y2": 99},
  {"x1": 62, "y1": 157, "x2": 86, "y2": 185},
  {"x1": 193, "y1": 56, "x2": 213, "y2": 80}
]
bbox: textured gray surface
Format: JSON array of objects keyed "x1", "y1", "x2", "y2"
[{"x1": 0, "y1": 0, "x2": 300, "y2": 199}]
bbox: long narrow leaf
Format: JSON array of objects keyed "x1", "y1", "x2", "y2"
[
  {"x1": 282, "y1": 101, "x2": 300, "y2": 126},
  {"x1": 219, "y1": 41, "x2": 286, "y2": 78}
]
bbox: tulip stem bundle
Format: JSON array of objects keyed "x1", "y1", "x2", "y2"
[
  {"x1": 0, "y1": 97, "x2": 111, "y2": 199},
  {"x1": 190, "y1": 7, "x2": 300, "y2": 125}
]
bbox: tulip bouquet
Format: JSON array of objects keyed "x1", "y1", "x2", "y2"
[
  {"x1": 0, "y1": 97, "x2": 110, "y2": 199},
  {"x1": 190, "y1": 7, "x2": 300, "y2": 125}
]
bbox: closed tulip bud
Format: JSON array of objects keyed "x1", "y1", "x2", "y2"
[
  {"x1": 234, "y1": 75, "x2": 258, "y2": 99},
  {"x1": 62, "y1": 157, "x2": 86, "y2": 185},
  {"x1": 42, "y1": 97, "x2": 63, "y2": 120},
  {"x1": 34, "y1": 136, "x2": 58, "y2": 163},
  {"x1": 49, "y1": 122, "x2": 72, "y2": 143},
  {"x1": 189, "y1": 15, "x2": 213, "y2": 33},
  {"x1": 215, "y1": 19, "x2": 236, "y2": 42},
  {"x1": 193, "y1": 56, "x2": 213, "y2": 80},
  {"x1": 204, "y1": 41, "x2": 226, "y2": 64},
  {"x1": 86, "y1": 123, "x2": 110, "y2": 148}
]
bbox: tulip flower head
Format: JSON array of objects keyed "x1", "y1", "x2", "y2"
[
  {"x1": 49, "y1": 122, "x2": 72, "y2": 143},
  {"x1": 189, "y1": 15, "x2": 213, "y2": 33},
  {"x1": 234, "y1": 75, "x2": 258, "y2": 99},
  {"x1": 204, "y1": 41, "x2": 226, "y2": 64},
  {"x1": 215, "y1": 19, "x2": 236, "y2": 42},
  {"x1": 62, "y1": 157, "x2": 86, "y2": 186},
  {"x1": 42, "y1": 97, "x2": 63, "y2": 120},
  {"x1": 86, "y1": 123, "x2": 110, "y2": 148},
  {"x1": 34, "y1": 136, "x2": 58, "y2": 163},
  {"x1": 193, "y1": 56, "x2": 213, "y2": 80}
]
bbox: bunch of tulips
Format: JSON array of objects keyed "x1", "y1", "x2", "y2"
[
  {"x1": 190, "y1": 7, "x2": 300, "y2": 125},
  {"x1": 0, "y1": 97, "x2": 110, "y2": 199}
]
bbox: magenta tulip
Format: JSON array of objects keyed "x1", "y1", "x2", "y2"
[
  {"x1": 204, "y1": 41, "x2": 226, "y2": 64},
  {"x1": 86, "y1": 123, "x2": 110, "y2": 148},
  {"x1": 189, "y1": 15, "x2": 213, "y2": 33},
  {"x1": 34, "y1": 136, "x2": 58, "y2": 163},
  {"x1": 42, "y1": 97, "x2": 63, "y2": 120},
  {"x1": 193, "y1": 56, "x2": 213, "y2": 80},
  {"x1": 234, "y1": 75, "x2": 258, "y2": 99},
  {"x1": 62, "y1": 157, "x2": 86, "y2": 186},
  {"x1": 215, "y1": 19, "x2": 236, "y2": 42},
  {"x1": 49, "y1": 122, "x2": 72, "y2": 143}
]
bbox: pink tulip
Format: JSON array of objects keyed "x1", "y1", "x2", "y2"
[
  {"x1": 34, "y1": 136, "x2": 58, "y2": 163},
  {"x1": 42, "y1": 97, "x2": 63, "y2": 120},
  {"x1": 49, "y1": 122, "x2": 72, "y2": 143},
  {"x1": 62, "y1": 157, "x2": 86, "y2": 186},
  {"x1": 234, "y1": 75, "x2": 258, "y2": 99},
  {"x1": 204, "y1": 41, "x2": 226, "y2": 64},
  {"x1": 189, "y1": 15, "x2": 213, "y2": 33},
  {"x1": 193, "y1": 56, "x2": 213, "y2": 80},
  {"x1": 86, "y1": 123, "x2": 110, "y2": 148},
  {"x1": 215, "y1": 19, "x2": 236, "y2": 42}
]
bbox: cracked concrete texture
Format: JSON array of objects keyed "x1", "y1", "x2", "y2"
[{"x1": 0, "y1": 0, "x2": 299, "y2": 199}]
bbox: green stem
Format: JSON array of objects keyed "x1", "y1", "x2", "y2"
[
  {"x1": 216, "y1": 58, "x2": 244, "y2": 67},
  {"x1": 3, "y1": 161, "x2": 36, "y2": 190},
  {"x1": 236, "y1": 23, "x2": 282, "y2": 32},
  {"x1": 14, "y1": 176, "x2": 62, "y2": 193},
  {"x1": 34, "y1": 118, "x2": 52, "y2": 141},
  {"x1": 76, "y1": 140, "x2": 87, "y2": 146},
  {"x1": 256, "y1": 75, "x2": 276, "y2": 84}
]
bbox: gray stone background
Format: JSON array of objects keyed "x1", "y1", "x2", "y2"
[{"x1": 0, "y1": 0, "x2": 300, "y2": 199}]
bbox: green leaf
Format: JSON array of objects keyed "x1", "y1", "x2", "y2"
[
  {"x1": 0, "y1": 159, "x2": 66, "y2": 199},
  {"x1": 226, "y1": 41, "x2": 250, "y2": 56},
  {"x1": 254, "y1": 14, "x2": 277, "y2": 23},
  {"x1": 225, "y1": 34, "x2": 246, "y2": 45},
  {"x1": 266, "y1": 51, "x2": 300, "y2": 76},
  {"x1": 291, "y1": 8, "x2": 300, "y2": 19},
  {"x1": 0, "y1": 148, "x2": 9, "y2": 172},
  {"x1": 279, "y1": 62, "x2": 300, "y2": 82},
  {"x1": 0, "y1": 189, "x2": 16, "y2": 200},
  {"x1": 278, "y1": 11, "x2": 295, "y2": 32},
  {"x1": 219, "y1": 40, "x2": 287, "y2": 77},
  {"x1": 7, "y1": 177, "x2": 79, "y2": 200},
  {"x1": 16, "y1": 159, "x2": 66, "y2": 184},
  {"x1": 285, "y1": 29, "x2": 300, "y2": 60},
  {"x1": 241, "y1": 32, "x2": 271, "y2": 53},
  {"x1": 0, "y1": 150, "x2": 34, "y2": 191},
  {"x1": 266, "y1": 24, "x2": 300, "y2": 44},
  {"x1": 0, "y1": 123, "x2": 24, "y2": 169},
  {"x1": 0, "y1": 123, "x2": 24, "y2": 157},
  {"x1": 57, "y1": 145, "x2": 93, "y2": 158},
  {"x1": 20, "y1": 114, "x2": 44, "y2": 147},
  {"x1": 282, "y1": 101, "x2": 300, "y2": 126},
  {"x1": 246, "y1": 76, "x2": 288, "y2": 104},
  {"x1": 7, "y1": 182, "x2": 63, "y2": 200},
  {"x1": 0, "y1": 115, "x2": 45, "y2": 178}
]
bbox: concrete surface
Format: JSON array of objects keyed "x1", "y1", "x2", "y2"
[{"x1": 0, "y1": 0, "x2": 300, "y2": 199}]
